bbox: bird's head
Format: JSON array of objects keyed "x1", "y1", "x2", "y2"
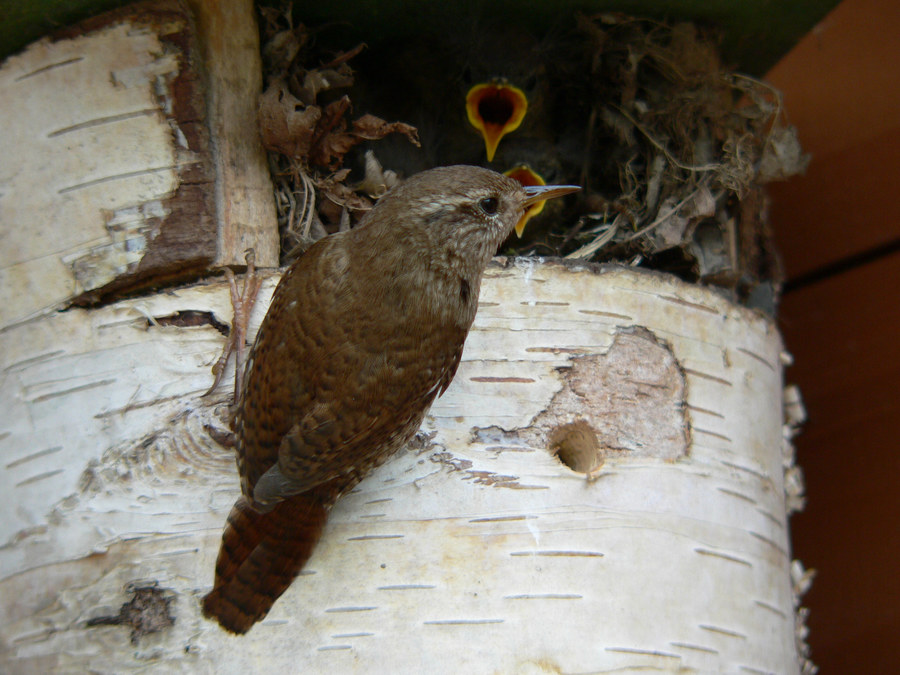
[{"x1": 365, "y1": 166, "x2": 578, "y2": 276}]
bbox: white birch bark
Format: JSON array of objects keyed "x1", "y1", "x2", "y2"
[
  {"x1": 0, "y1": 260, "x2": 804, "y2": 674},
  {"x1": 0, "y1": 0, "x2": 275, "y2": 331},
  {"x1": 0, "y1": 18, "x2": 182, "y2": 325}
]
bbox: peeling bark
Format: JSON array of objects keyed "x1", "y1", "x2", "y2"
[{"x1": 0, "y1": 0, "x2": 278, "y2": 329}]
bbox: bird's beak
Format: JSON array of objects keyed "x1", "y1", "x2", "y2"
[
  {"x1": 522, "y1": 183, "x2": 581, "y2": 206},
  {"x1": 516, "y1": 183, "x2": 580, "y2": 237},
  {"x1": 466, "y1": 82, "x2": 528, "y2": 162}
]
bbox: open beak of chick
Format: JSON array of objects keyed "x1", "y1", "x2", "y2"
[{"x1": 466, "y1": 82, "x2": 528, "y2": 162}]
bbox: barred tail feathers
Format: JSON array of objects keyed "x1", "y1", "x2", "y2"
[{"x1": 202, "y1": 491, "x2": 329, "y2": 634}]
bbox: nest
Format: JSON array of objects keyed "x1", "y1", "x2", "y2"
[{"x1": 257, "y1": 6, "x2": 808, "y2": 313}]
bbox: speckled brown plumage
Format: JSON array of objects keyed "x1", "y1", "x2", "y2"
[{"x1": 202, "y1": 165, "x2": 578, "y2": 634}]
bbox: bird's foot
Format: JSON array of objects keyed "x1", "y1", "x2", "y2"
[{"x1": 205, "y1": 249, "x2": 263, "y2": 399}]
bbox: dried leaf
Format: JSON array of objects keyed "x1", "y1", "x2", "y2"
[
  {"x1": 321, "y1": 43, "x2": 367, "y2": 69},
  {"x1": 318, "y1": 96, "x2": 353, "y2": 136},
  {"x1": 301, "y1": 67, "x2": 355, "y2": 102},
  {"x1": 351, "y1": 114, "x2": 420, "y2": 146},
  {"x1": 259, "y1": 80, "x2": 322, "y2": 158},
  {"x1": 317, "y1": 176, "x2": 374, "y2": 212},
  {"x1": 291, "y1": 43, "x2": 364, "y2": 104},
  {"x1": 308, "y1": 97, "x2": 354, "y2": 169},
  {"x1": 259, "y1": 6, "x2": 307, "y2": 73},
  {"x1": 310, "y1": 103, "x2": 420, "y2": 171},
  {"x1": 332, "y1": 168, "x2": 352, "y2": 182},
  {"x1": 264, "y1": 29, "x2": 304, "y2": 71}
]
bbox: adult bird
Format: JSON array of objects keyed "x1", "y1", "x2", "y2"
[{"x1": 202, "y1": 165, "x2": 579, "y2": 633}]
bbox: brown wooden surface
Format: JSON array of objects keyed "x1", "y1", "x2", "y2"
[
  {"x1": 767, "y1": 0, "x2": 900, "y2": 671},
  {"x1": 769, "y1": 128, "x2": 900, "y2": 281},
  {"x1": 780, "y1": 251, "x2": 900, "y2": 673},
  {"x1": 185, "y1": 0, "x2": 279, "y2": 268},
  {"x1": 767, "y1": 0, "x2": 900, "y2": 281}
]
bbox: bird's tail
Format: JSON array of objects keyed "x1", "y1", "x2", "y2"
[{"x1": 202, "y1": 492, "x2": 329, "y2": 634}]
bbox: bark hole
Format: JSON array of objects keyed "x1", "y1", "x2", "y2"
[{"x1": 549, "y1": 420, "x2": 602, "y2": 474}]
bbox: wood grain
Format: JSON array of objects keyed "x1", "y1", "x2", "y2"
[{"x1": 185, "y1": 0, "x2": 279, "y2": 268}]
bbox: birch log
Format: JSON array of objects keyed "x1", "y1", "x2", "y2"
[
  {"x1": 0, "y1": 259, "x2": 805, "y2": 674},
  {"x1": 0, "y1": 0, "x2": 275, "y2": 327}
]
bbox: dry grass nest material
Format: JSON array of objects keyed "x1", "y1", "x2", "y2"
[{"x1": 257, "y1": 7, "x2": 808, "y2": 313}]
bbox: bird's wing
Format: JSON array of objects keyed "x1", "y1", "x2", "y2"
[
  {"x1": 235, "y1": 234, "x2": 466, "y2": 505},
  {"x1": 253, "y1": 319, "x2": 464, "y2": 504},
  {"x1": 234, "y1": 235, "x2": 350, "y2": 497}
]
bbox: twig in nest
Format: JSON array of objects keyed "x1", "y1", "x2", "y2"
[
  {"x1": 621, "y1": 185, "x2": 705, "y2": 244},
  {"x1": 294, "y1": 165, "x2": 317, "y2": 239},
  {"x1": 730, "y1": 72, "x2": 784, "y2": 143},
  {"x1": 612, "y1": 104, "x2": 722, "y2": 173},
  {"x1": 565, "y1": 212, "x2": 626, "y2": 260}
]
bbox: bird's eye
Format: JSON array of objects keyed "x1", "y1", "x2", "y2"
[{"x1": 479, "y1": 196, "x2": 499, "y2": 215}]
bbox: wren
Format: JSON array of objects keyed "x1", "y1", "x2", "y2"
[{"x1": 202, "y1": 165, "x2": 578, "y2": 633}]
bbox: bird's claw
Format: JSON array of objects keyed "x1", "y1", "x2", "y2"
[{"x1": 205, "y1": 250, "x2": 263, "y2": 399}]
